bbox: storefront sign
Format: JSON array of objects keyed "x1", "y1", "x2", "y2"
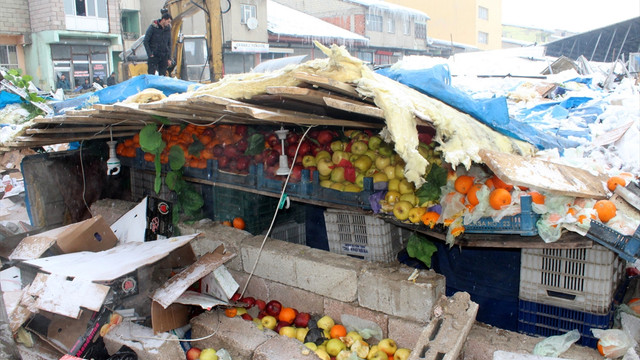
[{"x1": 231, "y1": 41, "x2": 269, "y2": 53}]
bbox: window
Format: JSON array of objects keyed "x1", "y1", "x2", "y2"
[
  {"x1": 387, "y1": 18, "x2": 395, "y2": 33},
  {"x1": 403, "y1": 19, "x2": 411, "y2": 35},
  {"x1": 366, "y1": 14, "x2": 383, "y2": 32},
  {"x1": 478, "y1": 6, "x2": 488, "y2": 20},
  {"x1": 121, "y1": 10, "x2": 140, "y2": 40},
  {"x1": 241, "y1": 4, "x2": 256, "y2": 24},
  {"x1": 478, "y1": 31, "x2": 488, "y2": 44},
  {"x1": 357, "y1": 51, "x2": 373, "y2": 64},
  {"x1": 0, "y1": 45, "x2": 18, "y2": 69},
  {"x1": 415, "y1": 22, "x2": 426, "y2": 39},
  {"x1": 65, "y1": 0, "x2": 107, "y2": 18}
]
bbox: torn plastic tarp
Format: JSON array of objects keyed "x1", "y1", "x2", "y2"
[
  {"x1": 50, "y1": 74, "x2": 201, "y2": 115},
  {"x1": 376, "y1": 65, "x2": 581, "y2": 150},
  {"x1": 0, "y1": 91, "x2": 22, "y2": 110}
]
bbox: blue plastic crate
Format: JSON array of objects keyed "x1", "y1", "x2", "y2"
[
  {"x1": 211, "y1": 186, "x2": 279, "y2": 235},
  {"x1": 517, "y1": 299, "x2": 613, "y2": 348},
  {"x1": 465, "y1": 195, "x2": 540, "y2": 236},
  {"x1": 311, "y1": 176, "x2": 374, "y2": 210},
  {"x1": 212, "y1": 160, "x2": 257, "y2": 187},
  {"x1": 256, "y1": 164, "x2": 313, "y2": 198},
  {"x1": 183, "y1": 159, "x2": 214, "y2": 180},
  {"x1": 586, "y1": 221, "x2": 640, "y2": 263}
]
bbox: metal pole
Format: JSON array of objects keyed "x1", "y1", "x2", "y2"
[
  {"x1": 613, "y1": 24, "x2": 631, "y2": 63},
  {"x1": 604, "y1": 28, "x2": 617, "y2": 62},
  {"x1": 589, "y1": 32, "x2": 602, "y2": 61}
]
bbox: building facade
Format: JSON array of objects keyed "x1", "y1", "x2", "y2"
[{"x1": 0, "y1": 0, "x2": 31, "y2": 72}]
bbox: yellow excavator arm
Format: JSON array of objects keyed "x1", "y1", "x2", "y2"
[{"x1": 163, "y1": 0, "x2": 223, "y2": 81}]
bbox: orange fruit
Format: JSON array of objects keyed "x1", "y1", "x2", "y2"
[
  {"x1": 484, "y1": 177, "x2": 495, "y2": 190},
  {"x1": 593, "y1": 200, "x2": 616, "y2": 223},
  {"x1": 454, "y1": 175, "x2": 475, "y2": 194},
  {"x1": 577, "y1": 215, "x2": 587, "y2": 224},
  {"x1": 222, "y1": 220, "x2": 232, "y2": 227},
  {"x1": 597, "y1": 339, "x2": 617, "y2": 357},
  {"x1": 232, "y1": 217, "x2": 246, "y2": 230},
  {"x1": 528, "y1": 191, "x2": 545, "y2": 205},
  {"x1": 225, "y1": 308, "x2": 237, "y2": 317},
  {"x1": 466, "y1": 184, "x2": 483, "y2": 205},
  {"x1": 329, "y1": 324, "x2": 347, "y2": 339},
  {"x1": 607, "y1": 176, "x2": 626, "y2": 191},
  {"x1": 421, "y1": 211, "x2": 440, "y2": 228},
  {"x1": 491, "y1": 175, "x2": 513, "y2": 191},
  {"x1": 465, "y1": 204, "x2": 476, "y2": 212},
  {"x1": 489, "y1": 188, "x2": 512, "y2": 210},
  {"x1": 278, "y1": 307, "x2": 297, "y2": 324},
  {"x1": 450, "y1": 226, "x2": 465, "y2": 237},
  {"x1": 628, "y1": 298, "x2": 640, "y2": 315}
]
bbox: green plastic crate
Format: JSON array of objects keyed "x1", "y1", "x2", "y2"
[{"x1": 212, "y1": 186, "x2": 280, "y2": 235}]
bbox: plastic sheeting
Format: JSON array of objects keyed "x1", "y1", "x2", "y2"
[
  {"x1": 376, "y1": 65, "x2": 581, "y2": 150},
  {"x1": 0, "y1": 91, "x2": 22, "y2": 110},
  {"x1": 50, "y1": 74, "x2": 200, "y2": 115}
]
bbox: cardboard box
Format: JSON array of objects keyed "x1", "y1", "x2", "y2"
[{"x1": 111, "y1": 197, "x2": 174, "y2": 243}]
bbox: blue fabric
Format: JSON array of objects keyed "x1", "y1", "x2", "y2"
[
  {"x1": 376, "y1": 66, "x2": 582, "y2": 150},
  {"x1": 50, "y1": 74, "x2": 201, "y2": 114},
  {"x1": 0, "y1": 91, "x2": 22, "y2": 110}
]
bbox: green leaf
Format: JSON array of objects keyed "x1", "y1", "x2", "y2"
[
  {"x1": 165, "y1": 170, "x2": 179, "y2": 191},
  {"x1": 169, "y1": 145, "x2": 186, "y2": 171},
  {"x1": 406, "y1": 233, "x2": 438, "y2": 268},
  {"x1": 179, "y1": 187, "x2": 204, "y2": 212},
  {"x1": 154, "y1": 173, "x2": 162, "y2": 194},
  {"x1": 139, "y1": 124, "x2": 163, "y2": 153},
  {"x1": 416, "y1": 164, "x2": 448, "y2": 204},
  {"x1": 188, "y1": 136, "x2": 204, "y2": 157},
  {"x1": 151, "y1": 115, "x2": 171, "y2": 125},
  {"x1": 245, "y1": 133, "x2": 265, "y2": 155}
]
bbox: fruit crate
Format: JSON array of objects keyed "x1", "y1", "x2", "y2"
[
  {"x1": 312, "y1": 176, "x2": 375, "y2": 210},
  {"x1": 519, "y1": 244, "x2": 624, "y2": 314},
  {"x1": 323, "y1": 209, "x2": 406, "y2": 262},
  {"x1": 517, "y1": 299, "x2": 614, "y2": 348},
  {"x1": 255, "y1": 164, "x2": 313, "y2": 198},
  {"x1": 211, "y1": 186, "x2": 280, "y2": 235},
  {"x1": 263, "y1": 221, "x2": 306, "y2": 245},
  {"x1": 213, "y1": 160, "x2": 257, "y2": 188},
  {"x1": 464, "y1": 195, "x2": 540, "y2": 236},
  {"x1": 183, "y1": 159, "x2": 214, "y2": 181},
  {"x1": 130, "y1": 167, "x2": 175, "y2": 202},
  {"x1": 585, "y1": 220, "x2": 640, "y2": 263}
]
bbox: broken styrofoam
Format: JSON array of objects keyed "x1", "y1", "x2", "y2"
[{"x1": 493, "y1": 350, "x2": 565, "y2": 360}]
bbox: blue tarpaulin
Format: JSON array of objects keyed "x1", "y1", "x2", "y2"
[
  {"x1": 0, "y1": 91, "x2": 22, "y2": 110},
  {"x1": 50, "y1": 74, "x2": 201, "y2": 115},
  {"x1": 376, "y1": 65, "x2": 581, "y2": 150}
]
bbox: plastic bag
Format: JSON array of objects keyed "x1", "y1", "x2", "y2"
[
  {"x1": 341, "y1": 314, "x2": 383, "y2": 341},
  {"x1": 592, "y1": 328, "x2": 637, "y2": 359},
  {"x1": 216, "y1": 348, "x2": 233, "y2": 360},
  {"x1": 532, "y1": 329, "x2": 580, "y2": 357}
]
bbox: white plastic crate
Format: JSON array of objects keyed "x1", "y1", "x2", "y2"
[
  {"x1": 323, "y1": 209, "x2": 406, "y2": 263},
  {"x1": 266, "y1": 221, "x2": 306, "y2": 245},
  {"x1": 519, "y1": 244, "x2": 624, "y2": 314}
]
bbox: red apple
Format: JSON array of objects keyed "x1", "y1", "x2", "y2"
[
  {"x1": 217, "y1": 156, "x2": 230, "y2": 169},
  {"x1": 316, "y1": 130, "x2": 334, "y2": 145},
  {"x1": 235, "y1": 125, "x2": 248, "y2": 137},
  {"x1": 235, "y1": 156, "x2": 251, "y2": 172},
  {"x1": 265, "y1": 300, "x2": 282, "y2": 317},
  {"x1": 286, "y1": 132, "x2": 300, "y2": 145},
  {"x1": 293, "y1": 312, "x2": 311, "y2": 328},
  {"x1": 241, "y1": 313, "x2": 253, "y2": 321},
  {"x1": 212, "y1": 144, "x2": 224, "y2": 157},
  {"x1": 298, "y1": 141, "x2": 311, "y2": 156},
  {"x1": 257, "y1": 309, "x2": 268, "y2": 319},
  {"x1": 290, "y1": 164, "x2": 303, "y2": 183},
  {"x1": 239, "y1": 296, "x2": 256, "y2": 308},
  {"x1": 274, "y1": 320, "x2": 289, "y2": 334},
  {"x1": 186, "y1": 347, "x2": 201, "y2": 360},
  {"x1": 236, "y1": 138, "x2": 249, "y2": 153},
  {"x1": 223, "y1": 145, "x2": 239, "y2": 158},
  {"x1": 266, "y1": 133, "x2": 279, "y2": 148},
  {"x1": 263, "y1": 149, "x2": 279, "y2": 166},
  {"x1": 255, "y1": 299, "x2": 266, "y2": 311},
  {"x1": 230, "y1": 293, "x2": 241, "y2": 302}
]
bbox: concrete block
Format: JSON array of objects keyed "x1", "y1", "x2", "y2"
[
  {"x1": 358, "y1": 265, "x2": 445, "y2": 323},
  {"x1": 388, "y1": 316, "x2": 424, "y2": 350},
  {"x1": 190, "y1": 310, "x2": 275, "y2": 359},
  {"x1": 181, "y1": 219, "x2": 251, "y2": 271},
  {"x1": 294, "y1": 247, "x2": 362, "y2": 303},
  {"x1": 240, "y1": 236, "x2": 306, "y2": 286},
  {"x1": 323, "y1": 298, "x2": 388, "y2": 340},
  {"x1": 267, "y1": 281, "x2": 325, "y2": 315},
  {"x1": 228, "y1": 269, "x2": 269, "y2": 301},
  {"x1": 252, "y1": 336, "x2": 319, "y2": 360},
  {"x1": 103, "y1": 321, "x2": 184, "y2": 360}
]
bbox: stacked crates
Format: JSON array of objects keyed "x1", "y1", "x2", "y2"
[{"x1": 518, "y1": 244, "x2": 624, "y2": 347}]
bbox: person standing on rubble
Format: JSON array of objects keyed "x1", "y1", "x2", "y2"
[{"x1": 143, "y1": 12, "x2": 173, "y2": 76}]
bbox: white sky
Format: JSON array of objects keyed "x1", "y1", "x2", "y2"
[{"x1": 502, "y1": 0, "x2": 640, "y2": 32}]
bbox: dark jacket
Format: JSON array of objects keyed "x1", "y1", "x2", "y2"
[{"x1": 143, "y1": 20, "x2": 171, "y2": 59}]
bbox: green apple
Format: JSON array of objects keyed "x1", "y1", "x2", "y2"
[
  {"x1": 352, "y1": 339, "x2": 370, "y2": 359},
  {"x1": 355, "y1": 173, "x2": 365, "y2": 188},
  {"x1": 395, "y1": 164, "x2": 405, "y2": 179},
  {"x1": 400, "y1": 193, "x2": 419, "y2": 206},
  {"x1": 336, "y1": 350, "x2": 352, "y2": 360},
  {"x1": 304, "y1": 342, "x2": 318, "y2": 351},
  {"x1": 378, "y1": 338, "x2": 398, "y2": 356},
  {"x1": 372, "y1": 172, "x2": 388, "y2": 184},
  {"x1": 368, "y1": 350, "x2": 388, "y2": 360},
  {"x1": 393, "y1": 348, "x2": 411, "y2": 360},
  {"x1": 375, "y1": 155, "x2": 391, "y2": 171},
  {"x1": 320, "y1": 180, "x2": 333, "y2": 188},
  {"x1": 398, "y1": 179, "x2": 415, "y2": 194},
  {"x1": 315, "y1": 150, "x2": 331, "y2": 162},
  {"x1": 383, "y1": 165, "x2": 396, "y2": 180},
  {"x1": 302, "y1": 155, "x2": 316, "y2": 168},
  {"x1": 363, "y1": 149, "x2": 377, "y2": 161},
  {"x1": 388, "y1": 178, "x2": 401, "y2": 192},
  {"x1": 296, "y1": 327, "x2": 310, "y2": 342},
  {"x1": 199, "y1": 348, "x2": 218, "y2": 360},
  {"x1": 261, "y1": 315, "x2": 277, "y2": 330},
  {"x1": 344, "y1": 183, "x2": 361, "y2": 192},
  {"x1": 353, "y1": 155, "x2": 372, "y2": 172},
  {"x1": 279, "y1": 326, "x2": 297, "y2": 338},
  {"x1": 353, "y1": 132, "x2": 369, "y2": 142},
  {"x1": 351, "y1": 141, "x2": 368, "y2": 155},
  {"x1": 368, "y1": 135, "x2": 383, "y2": 150},
  {"x1": 252, "y1": 318, "x2": 264, "y2": 330},
  {"x1": 319, "y1": 174, "x2": 330, "y2": 181},
  {"x1": 385, "y1": 190, "x2": 402, "y2": 204},
  {"x1": 378, "y1": 145, "x2": 393, "y2": 156},
  {"x1": 317, "y1": 158, "x2": 333, "y2": 176},
  {"x1": 346, "y1": 331, "x2": 363, "y2": 343},
  {"x1": 330, "y1": 141, "x2": 344, "y2": 152},
  {"x1": 330, "y1": 182, "x2": 345, "y2": 191},
  {"x1": 330, "y1": 167, "x2": 346, "y2": 183},
  {"x1": 393, "y1": 201, "x2": 413, "y2": 221},
  {"x1": 408, "y1": 207, "x2": 427, "y2": 223},
  {"x1": 317, "y1": 316, "x2": 335, "y2": 331},
  {"x1": 326, "y1": 338, "x2": 347, "y2": 357},
  {"x1": 332, "y1": 150, "x2": 350, "y2": 165}
]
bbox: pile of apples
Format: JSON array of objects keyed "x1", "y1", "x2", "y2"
[
  {"x1": 186, "y1": 346, "x2": 218, "y2": 360},
  {"x1": 224, "y1": 293, "x2": 411, "y2": 360}
]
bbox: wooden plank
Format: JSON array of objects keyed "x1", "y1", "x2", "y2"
[
  {"x1": 456, "y1": 231, "x2": 593, "y2": 249},
  {"x1": 592, "y1": 121, "x2": 634, "y2": 146},
  {"x1": 266, "y1": 86, "x2": 367, "y2": 107},
  {"x1": 479, "y1": 149, "x2": 608, "y2": 199},
  {"x1": 323, "y1": 96, "x2": 385, "y2": 119},
  {"x1": 6, "y1": 132, "x2": 139, "y2": 148},
  {"x1": 293, "y1": 72, "x2": 363, "y2": 99},
  {"x1": 26, "y1": 125, "x2": 144, "y2": 134}
]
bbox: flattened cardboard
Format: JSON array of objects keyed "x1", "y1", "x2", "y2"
[
  {"x1": 201, "y1": 264, "x2": 239, "y2": 301},
  {"x1": 151, "y1": 300, "x2": 190, "y2": 334},
  {"x1": 26, "y1": 273, "x2": 109, "y2": 318},
  {"x1": 151, "y1": 246, "x2": 236, "y2": 309},
  {"x1": 172, "y1": 290, "x2": 228, "y2": 309},
  {"x1": 111, "y1": 196, "x2": 173, "y2": 243}
]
